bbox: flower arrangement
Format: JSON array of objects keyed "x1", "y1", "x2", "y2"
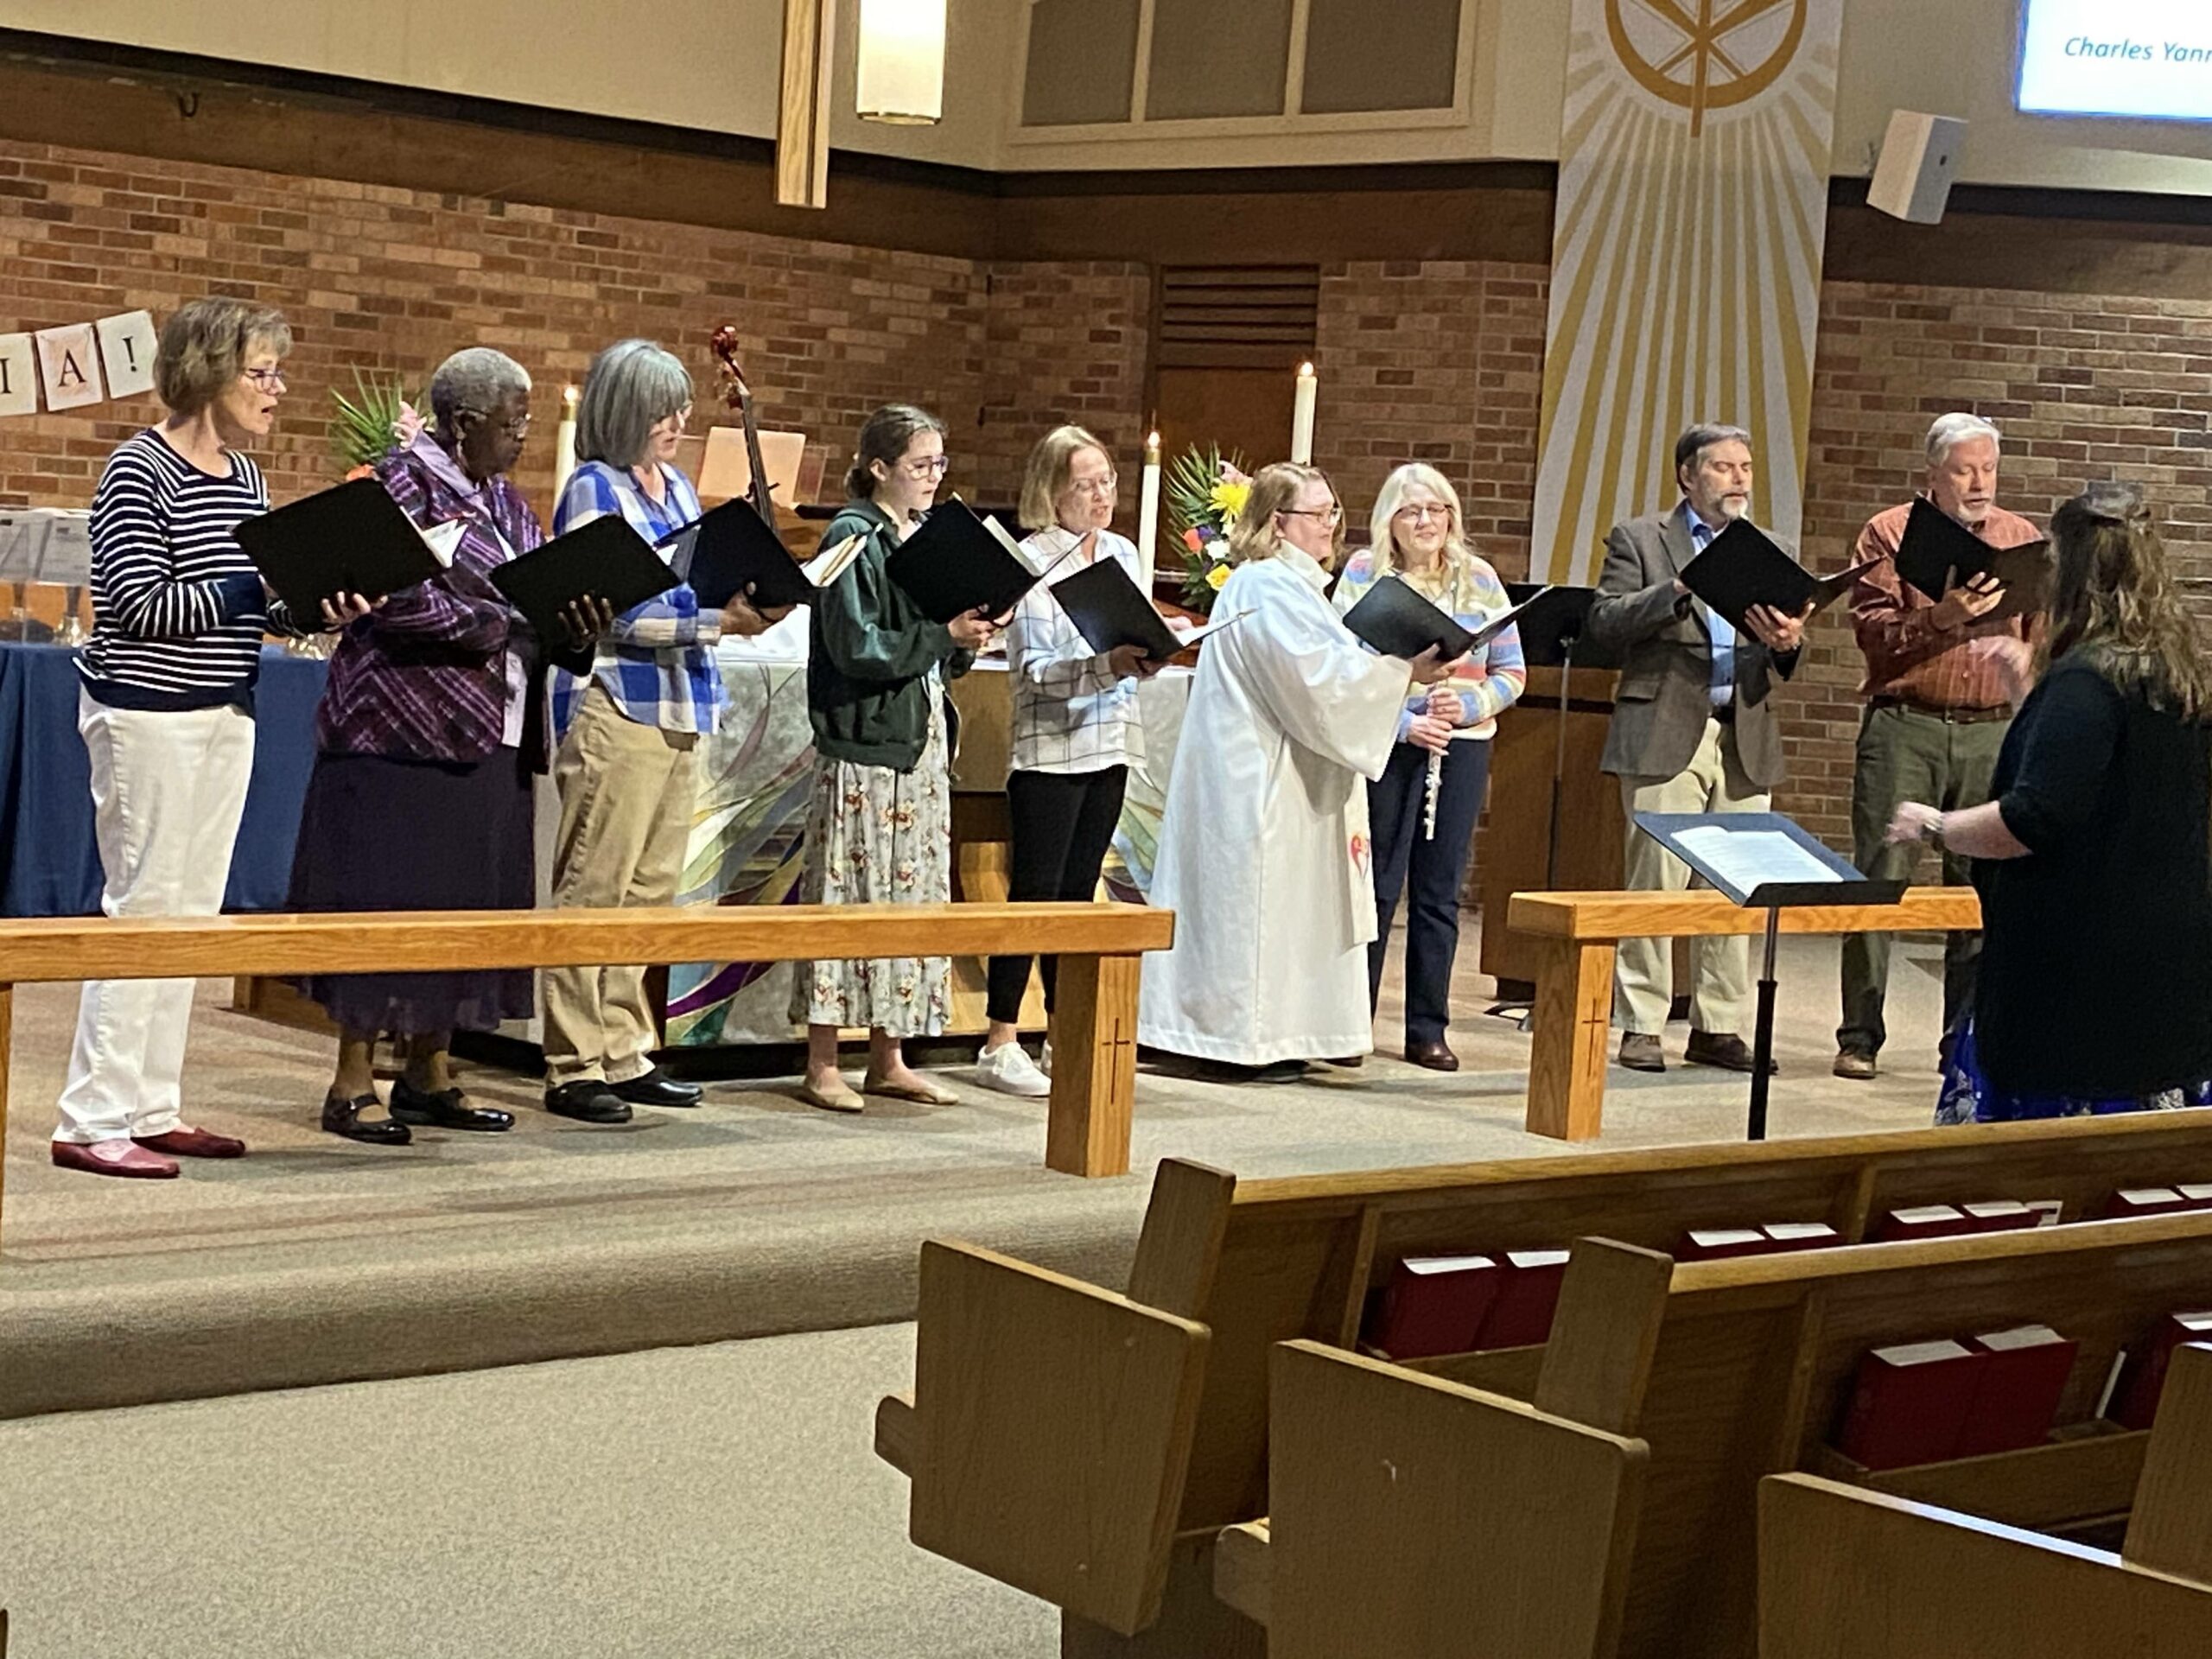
[
  {"x1": 329, "y1": 369, "x2": 419, "y2": 479},
  {"x1": 1164, "y1": 443, "x2": 1250, "y2": 614}
]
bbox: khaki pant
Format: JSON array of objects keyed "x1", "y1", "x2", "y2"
[
  {"x1": 542, "y1": 684, "x2": 699, "y2": 1086},
  {"x1": 1615, "y1": 715, "x2": 1768, "y2": 1037}
]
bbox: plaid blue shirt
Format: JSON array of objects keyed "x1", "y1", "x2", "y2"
[{"x1": 550, "y1": 460, "x2": 726, "y2": 736}]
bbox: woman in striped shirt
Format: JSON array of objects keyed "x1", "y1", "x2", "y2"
[
  {"x1": 54, "y1": 297, "x2": 368, "y2": 1179},
  {"x1": 1332, "y1": 463, "x2": 1527, "y2": 1072}
]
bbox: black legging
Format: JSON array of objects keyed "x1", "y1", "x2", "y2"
[{"x1": 986, "y1": 765, "x2": 1129, "y2": 1025}]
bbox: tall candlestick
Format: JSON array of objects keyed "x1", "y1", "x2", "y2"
[
  {"x1": 554, "y1": 383, "x2": 580, "y2": 501},
  {"x1": 1137, "y1": 429, "x2": 1162, "y2": 592},
  {"x1": 1290, "y1": 361, "x2": 1317, "y2": 465}
]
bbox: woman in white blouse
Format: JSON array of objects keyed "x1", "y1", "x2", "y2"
[{"x1": 976, "y1": 426, "x2": 1156, "y2": 1096}]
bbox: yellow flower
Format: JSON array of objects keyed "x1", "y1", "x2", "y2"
[
  {"x1": 1205, "y1": 563, "x2": 1230, "y2": 591},
  {"x1": 1210, "y1": 480, "x2": 1250, "y2": 522}
]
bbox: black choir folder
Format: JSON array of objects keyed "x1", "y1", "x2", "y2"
[
  {"x1": 1678, "y1": 519, "x2": 1874, "y2": 632},
  {"x1": 884, "y1": 498, "x2": 1041, "y2": 624},
  {"x1": 1892, "y1": 497, "x2": 2053, "y2": 619},
  {"x1": 487, "y1": 516, "x2": 677, "y2": 639},
  {"x1": 233, "y1": 476, "x2": 466, "y2": 618},
  {"x1": 663, "y1": 498, "x2": 865, "y2": 612},
  {"x1": 1050, "y1": 556, "x2": 1217, "y2": 660},
  {"x1": 1340, "y1": 575, "x2": 1552, "y2": 660}
]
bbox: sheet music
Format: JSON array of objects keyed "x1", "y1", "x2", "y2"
[{"x1": 1674, "y1": 826, "x2": 1843, "y2": 891}]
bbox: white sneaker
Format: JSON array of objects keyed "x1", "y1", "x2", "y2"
[
  {"x1": 1040, "y1": 1039, "x2": 1052, "y2": 1077},
  {"x1": 976, "y1": 1040, "x2": 1052, "y2": 1097}
]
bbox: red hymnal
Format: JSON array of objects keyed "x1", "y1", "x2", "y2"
[
  {"x1": 1365, "y1": 1255, "x2": 1500, "y2": 1360},
  {"x1": 2175, "y1": 1182, "x2": 2212, "y2": 1212},
  {"x1": 1874, "y1": 1205, "x2": 1977, "y2": 1243},
  {"x1": 1677, "y1": 1228, "x2": 1775, "y2": 1262},
  {"x1": 1959, "y1": 1201, "x2": 2042, "y2": 1236},
  {"x1": 1473, "y1": 1249, "x2": 1571, "y2": 1348},
  {"x1": 2101, "y1": 1187, "x2": 2189, "y2": 1221},
  {"x1": 1837, "y1": 1340, "x2": 1990, "y2": 1471},
  {"x1": 1764, "y1": 1222, "x2": 1842, "y2": 1249},
  {"x1": 2108, "y1": 1312, "x2": 2212, "y2": 1430},
  {"x1": 1954, "y1": 1325, "x2": 2078, "y2": 1457}
]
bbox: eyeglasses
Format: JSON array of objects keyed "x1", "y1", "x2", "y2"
[
  {"x1": 1067, "y1": 474, "x2": 1118, "y2": 497},
  {"x1": 1282, "y1": 505, "x2": 1344, "y2": 524},
  {"x1": 241, "y1": 367, "x2": 286, "y2": 391},
  {"x1": 1394, "y1": 504, "x2": 1452, "y2": 524},
  {"x1": 903, "y1": 455, "x2": 951, "y2": 479},
  {"x1": 655, "y1": 404, "x2": 693, "y2": 431}
]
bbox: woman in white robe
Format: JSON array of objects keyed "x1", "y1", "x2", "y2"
[{"x1": 1138, "y1": 463, "x2": 1451, "y2": 1077}]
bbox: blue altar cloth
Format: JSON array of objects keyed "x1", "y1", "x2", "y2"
[{"x1": 0, "y1": 642, "x2": 327, "y2": 917}]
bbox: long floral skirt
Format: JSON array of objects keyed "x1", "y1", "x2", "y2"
[
  {"x1": 788, "y1": 698, "x2": 952, "y2": 1038},
  {"x1": 1935, "y1": 1018, "x2": 2212, "y2": 1124}
]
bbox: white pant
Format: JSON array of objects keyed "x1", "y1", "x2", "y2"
[
  {"x1": 54, "y1": 693, "x2": 256, "y2": 1144},
  {"x1": 1614, "y1": 715, "x2": 1769, "y2": 1038}
]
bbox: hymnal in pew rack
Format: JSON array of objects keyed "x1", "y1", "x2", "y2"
[
  {"x1": 233, "y1": 476, "x2": 466, "y2": 619},
  {"x1": 1678, "y1": 518, "x2": 1875, "y2": 633},
  {"x1": 1635, "y1": 811, "x2": 1906, "y2": 1140}
]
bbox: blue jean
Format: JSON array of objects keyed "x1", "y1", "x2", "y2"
[{"x1": 1366, "y1": 737, "x2": 1491, "y2": 1047}]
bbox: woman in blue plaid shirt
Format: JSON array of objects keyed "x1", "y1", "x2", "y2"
[{"x1": 541, "y1": 340, "x2": 783, "y2": 1126}]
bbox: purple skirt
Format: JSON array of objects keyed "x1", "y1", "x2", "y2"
[{"x1": 288, "y1": 747, "x2": 537, "y2": 1036}]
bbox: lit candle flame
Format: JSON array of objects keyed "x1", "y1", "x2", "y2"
[{"x1": 563, "y1": 384, "x2": 580, "y2": 413}]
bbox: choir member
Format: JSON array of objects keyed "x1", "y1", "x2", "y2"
[
  {"x1": 290, "y1": 348, "x2": 607, "y2": 1145},
  {"x1": 1136, "y1": 463, "x2": 1449, "y2": 1083},
  {"x1": 539, "y1": 340, "x2": 783, "y2": 1126},
  {"x1": 1332, "y1": 463, "x2": 1526, "y2": 1071},
  {"x1": 1835, "y1": 413, "x2": 2041, "y2": 1080},
  {"x1": 976, "y1": 425, "x2": 1155, "y2": 1097},
  {"x1": 789, "y1": 404, "x2": 998, "y2": 1113},
  {"x1": 53, "y1": 297, "x2": 370, "y2": 1179},
  {"x1": 1896, "y1": 485, "x2": 2212, "y2": 1121},
  {"x1": 1586, "y1": 423, "x2": 1806, "y2": 1077}
]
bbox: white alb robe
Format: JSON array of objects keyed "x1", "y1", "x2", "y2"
[{"x1": 1137, "y1": 546, "x2": 1412, "y2": 1065}]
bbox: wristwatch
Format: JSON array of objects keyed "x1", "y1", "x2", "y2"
[{"x1": 1922, "y1": 811, "x2": 1947, "y2": 850}]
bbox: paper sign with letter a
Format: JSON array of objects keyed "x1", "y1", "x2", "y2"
[
  {"x1": 35, "y1": 322, "x2": 104, "y2": 410},
  {"x1": 97, "y1": 310, "x2": 158, "y2": 398},
  {"x1": 0, "y1": 334, "x2": 35, "y2": 417}
]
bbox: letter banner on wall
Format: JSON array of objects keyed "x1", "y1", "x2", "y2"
[
  {"x1": 1529, "y1": 0, "x2": 1845, "y2": 584},
  {"x1": 0, "y1": 310, "x2": 157, "y2": 418}
]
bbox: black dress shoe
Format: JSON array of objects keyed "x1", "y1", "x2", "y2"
[
  {"x1": 608, "y1": 1067, "x2": 702, "y2": 1108},
  {"x1": 390, "y1": 1078, "x2": 515, "y2": 1133},
  {"x1": 1405, "y1": 1039, "x2": 1459, "y2": 1073},
  {"x1": 1192, "y1": 1058, "x2": 1307, "y2": 1085},
  {"x1": 543, "y1": 1081, "x2": 633, "y2": 1125},
  {"x1": 1683, "y1": 1031, "x2": 1777, "y2": 1076},
  {"x1": 321, "y1": 1093, "x2": 412, "y2": 1146}
]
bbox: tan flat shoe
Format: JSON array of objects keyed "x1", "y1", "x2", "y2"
[
  {"x1": 800, "y1": 1077, "x2": 866, "y2": 1115},
  {"x1": 863, "y1": 1075, "x2": 960, "y2": 1106}
]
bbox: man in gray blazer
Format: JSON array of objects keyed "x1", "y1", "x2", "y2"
[{"x1": 1586, "y1": 423, "x2": 1808, "y2": 1074}]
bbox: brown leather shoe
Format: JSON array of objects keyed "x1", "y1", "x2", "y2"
[
  {"x1": 1685, "y1": 1031, "x2": 1777, "y2": 1075},
  {"x1": 133, "y1": 1125, "x2": 246, "y2": 1159},
  {"x1": 53, "y1": 1138, "x2": 179, "y2": 1179},
  {"x1": 1618, "y1": 1033, "x2": 1665, "y2": 1072},
  {"x1": 1832, "y1": 1050, "x2": 1878, "y2": 1081},
  {"x1": 1405, "y1": 1039, "x2": 1459, "y2": 1073}
]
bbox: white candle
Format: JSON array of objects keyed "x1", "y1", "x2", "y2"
[
  {"x1": 1136, "y1": 429, "x2": 1162, "y2": 592},
  {"x1": 1290, "y1": 361, "x2": 1317, "y2": 465},
  {"x1": 554, "y1": 383, "x2": 580, "y2": 500}
]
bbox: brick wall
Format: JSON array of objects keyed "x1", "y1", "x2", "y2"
[{"x1": 0, "y1": 137, "x2": 1146, "y2": 525}]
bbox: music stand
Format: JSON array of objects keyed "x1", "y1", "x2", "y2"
[
  {"x1": 1488, "y1": 584, "x2": 1615, "y2": 1025},
  {"x1": 1633, "y1": 811, "x2": 1904, "y2": 1141}
]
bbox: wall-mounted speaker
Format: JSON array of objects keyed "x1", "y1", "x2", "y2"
[{"x1": 1867, "y1": 111, "x2": 1967, "y2": 225}]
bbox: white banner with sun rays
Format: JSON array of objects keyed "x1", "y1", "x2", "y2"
[{"x1": 1529, "y1": 0, "x2": 1844, "y2": 584}]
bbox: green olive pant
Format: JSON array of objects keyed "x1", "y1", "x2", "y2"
[{"x1": 1837, "y1": 701, "x2": 2007, "y2": 1059}]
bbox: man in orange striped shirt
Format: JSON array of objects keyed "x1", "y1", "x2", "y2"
[{"x1": 1835, "y1": 413, "x2": 2042, "y2": 1081}]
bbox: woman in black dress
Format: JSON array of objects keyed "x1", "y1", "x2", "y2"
[{"x1": 1888, "y1": 482, "x2": 2212, "y2": 1121}]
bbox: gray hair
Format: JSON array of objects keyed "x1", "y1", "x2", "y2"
[
  {"x1": 1926, "y1": 411, "x2": 2002, "y2": 467},
  {"x1": 575, "y1": 340, "x2": 694, "y2": 469},
  {"x1": 1674, "y1": 422, "x2": 1753, "y2": 478},
  {"x1": 429, "y1": 347, "x2": 531, "y2": 431}
]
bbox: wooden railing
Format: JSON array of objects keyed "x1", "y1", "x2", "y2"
[{"x1": 0, "y1": 900, "x2": 1176, "y2": 1236}]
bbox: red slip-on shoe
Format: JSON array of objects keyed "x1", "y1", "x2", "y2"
[
  {"x1": 133, "y1": 1125, "x2": 246, "y2": 1159},
  {"x1": 53, "y1": 1139, "x2": 180, "y2": 1179}
]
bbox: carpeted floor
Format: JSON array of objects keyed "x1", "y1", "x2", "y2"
[
  {"x1": 0, "y1": 1324, "x2": 1054, "y2": 1659},
  {"x1": 0, "y1": 925, "x2": 1946, "y2": 1414}
]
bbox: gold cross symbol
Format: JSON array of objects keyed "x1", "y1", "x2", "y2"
[{"x1": 1606, "y1": 0, "x2": 1808, "y2": 137}]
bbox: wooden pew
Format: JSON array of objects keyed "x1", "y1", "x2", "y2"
[
  {"x1": 1491, "y1": 1213, "x2": 2212, "y2": 1659},
  {"x1": 1510, "y1": 886, "x2": 1984, "y2": 1141},
  {"x1": 1214, "y1": 1340, "x2": 1649, "y2": 1659},
  {"x1": 878, "y1": 1113, "x2": 2212, "y2": 1653},
  {"x1": 0, "y1": 900, "x2": 1173, "y2": 1237},
  {"x1": 1758, "y1": 1344, "x2": 2212, "y2": 1657}
]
